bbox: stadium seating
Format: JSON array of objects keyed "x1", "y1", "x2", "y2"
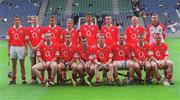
[{"x1": 0, "y1": 0, "x2": 42, "y2": 40}]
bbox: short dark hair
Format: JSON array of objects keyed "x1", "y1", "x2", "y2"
[{"x1": 14, "y1": 16, "x2": 21, "y2": 20}]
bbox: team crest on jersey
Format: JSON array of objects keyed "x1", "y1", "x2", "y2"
[
  {"x1": 38, "y1": 29, "x2": 40, "y2": 32},
  {"x1": 19, "y1": 31, "x2": 23, "y2": 34},
  {"x1": 111, "y1": 29, "x2": 114, "y2": 32},
  {"x1": 84, "y1": 28, "x2": 87, "y2": 30}
]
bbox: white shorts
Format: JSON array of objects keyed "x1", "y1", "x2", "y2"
[
  {"x1": 157, "y1": 60, "x2": 166, "y2": 66},
  {"x1": 29, "y1": 48, "x2": 37, "y2": 57},
  {"x1": 116, "y1": 60, "x2": 131, "y2": 69},
  {"x1": 10, "y1": 46, "x2": 25, "y2": 59}
]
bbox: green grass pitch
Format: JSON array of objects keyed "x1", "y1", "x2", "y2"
[{"x1": 0, "y1": 39, "x2": 180, "y2": 100}]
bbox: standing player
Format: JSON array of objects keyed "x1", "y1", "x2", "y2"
[
  {"x1": 32, "y1": 32, "x2": 58, "y2": 86},
  {"x1": 6, "y1": 16, "x2": 28, "y2": 85},
  {"x1": 94, "y1": 34, "x2": 113, "y2": 86},
  {"x1": 149, "y1": 34, "x2": 174, "y2": 85},
  {"x1": 27, "y1": 16, "x2": 45, "y2": 84},
  {"x1": 77, "y1": 36, "x2": 95, "y2": 85},
  {"x1": 125, "y1": 16, "x2": 144, "y2": 46},
  {"x1": 112, "y1": 34, "x2": 134, "y2": 85},
  {"x1": 79, "y1": 13, "x2": 99, "y2": 47},
  {"x1": 146, "y1": 14, "x2": 166, "y2": 45},
  {"x1": 62, "y1": 18, "x2": 79, "y2": 46},
  {"x1": 57, "y1": 32, "x2": 78, "y2": 86},
  {"x1": 131, "y1": 34, "x2": 151, "y2": 84},
  {"x1": 100, "y1": 15, "x2": 118, "y2": 46},
  {"x1": 45, "y1": 16, "x2": 63, "y2": 45}
]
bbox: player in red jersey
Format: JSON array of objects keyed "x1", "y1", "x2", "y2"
[
  {"x1": 149, "y1": 33, "x2": 174, "y2": 85},
  {"x1": 6, "y1": 16, "x2": 28, "y2": 85},
  {"x1": 125, "y1": 16, "x2": 145, "y2": 46},
  {"x1": 26, "y1": 16, "x2": 45, "y2": 84},
  {"x1": 94, "y1": 34, "x2": 113, "y2": 86},
  {"x1": 131, "y1": 34, "x2": 151, "y2": 84},
  {"x1": 57, "y1": 32, "x2": 78, "y2": 86},
  {"x1": 45, "y1": 16, "x2": 63, "y2": 45},
  {"x1": 146, "y1": 14, "x2": 166, "y2": 45},
  {"x1": 79, "y1": 13, "x2": 99, "y2": 46},
  {"x1": 62, "y1": 18, "x2": 79, "y2": 46},
  {"x1": 32, "y1": 32, "x2": 58, "y2": 87},
  {"x1": 100, "y1": 15, "x2": 118, "y2": 46},
  {"x1": 112, "y1": 34, "x2": 134, "y2": 85},
  {"x1": 77, "y1": 36, "x2": 95, "y2": 86}
]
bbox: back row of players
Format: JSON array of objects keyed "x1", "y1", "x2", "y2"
[{"x1": 6, "y1": 13, "x2": 174, "y2": 86}]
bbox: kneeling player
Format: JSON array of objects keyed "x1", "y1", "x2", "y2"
[
  {"x1": 94, "y1": 34, "x2": 113, "y2": 86},
  {"x1": 112, "y1": 34, "x2": 134, "y2": 85},
  {"x1": 131, "y1": 34, "x2": 151, "y2": 84},
  {"x1": 57, "y1": 32, "x2": 78, "y2": 86},
  {"x1": 32, "y1": 32, "x2": 58, "y2": 86},
  {"x1": 149, "y1": 33, "x2": 174, "y2": 85},
  {"x1": 77, "y1": 36, "x2": 95, "y2": 86}
]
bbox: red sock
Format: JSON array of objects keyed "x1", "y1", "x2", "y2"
[
  {"x1": 12, "y1": 77, "x2": 16, "y2": 81},
  {"x1": 164, "y1": 70, "x2": 168, "y2": 78},
  {"x1": 137, "y1": 72, "x2": 142, "y2": 80},
  {"x1": 40, "y1": 77, "x2": 44, "y2": 83},
  {"x1": 31, "y1": 76, "x2": 36, "y2": 80},
  {"x1": 22, "y1": 76, "x2": 26, "y2": 80},
  {"x1": 72, "y1": 74, "x2": 77, "y2": 81},
  {"x1": 96, "y1": 77, "x2": 100, "y2": 82},
  {"x1": 167, "y1": 73, "x2": 172, "y2": 81}
]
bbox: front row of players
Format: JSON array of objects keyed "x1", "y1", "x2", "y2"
[{"x1": 29, "y1": 32, "x2": 174, "y2": 87}]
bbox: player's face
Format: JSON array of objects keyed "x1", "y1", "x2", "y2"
[
  {"x1": 131, "y1": 18, "x2": 138, "y2": 26},
  {"x1": 119, "y1": 36, "x2": 125, "y2": 44},
  {"x1": 65, "y1": 35, "x2": 71, "y2": 44},
  {"x1": 14, "y1": 18, "x2": 21, "y2": 26},
  {"x1": 81, "y1": 39, "x2": 88, "y2": 48},
  {"x1": 66, "y1": 20, "x2": 73, "y2": 28},
  {"x1": 105, "y1": 17, "x2": 112, "y2": 25},
  {"x1": 152, "y1": 17, "x2": 158, "y2": 25},
  {"x1": 98, "y1": 37, "x2": 105, "y2": 47},
  {"x1": 32, "y1": 18, "x2": 38, "y2": 26},
  {"x1": 155, "y1": 35, "x2": 162, "y2": 44},
  {"x1": 45, "y1": 33, "x2": 52, "y2": 41},
  {"x1": 86, "y1": 15, "x2": 93, "y2": 23},
  {"x1": 49, "y1": 18, "x2": 56, "y2": 26},
  {"x1": 138, "y1": 36, "x2": 144, "y2": 44}
]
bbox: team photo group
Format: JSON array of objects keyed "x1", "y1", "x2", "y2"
[{"x1": 6, "y1": 13, "x2": 175, "y2": 87}]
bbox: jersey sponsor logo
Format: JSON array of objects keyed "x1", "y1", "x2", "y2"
[
  {"x1": 118, "y1": 50, "x2": 124, "y2": 56},
  {"x1": 63, "y1": 51, "x2": 68, "y2": 57},
  {"x1": 99, "y1": 53, "x2": 104, "y2": 59},
  {"x1": 86, "y1": 30, "x2": 91, "y2": 36},
  {"x1": 32, "y1": 32, "x2": 37, "y2": 38},
  {"x1": 45, "y1": 51, "x2": 50, "y2": 57},
  {"x1": 106, "y1": 32, "x2": 112, "y2": 39},
  {"x1": 156, "y1": 51, "x2": 161, "y2": 57},
  {"x1": 138, "y1": 51, "x2": 144, "y2": 57},
  {"x1": 131, "y1": 34, "x2": 137, "y2": 39},
  {"x1": 14, "y1": 33, "x2": 19, "y2": 40}
]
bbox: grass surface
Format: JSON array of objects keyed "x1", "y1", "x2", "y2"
[{"x1": 0, "y1": 39, "x2": 180, "y2": 100}]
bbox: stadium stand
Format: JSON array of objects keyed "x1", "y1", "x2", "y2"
[{"x1": 0, "y1": 0, "x2": 42, "y2": 40}]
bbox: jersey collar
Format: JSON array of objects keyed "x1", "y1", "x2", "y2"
[{"x1": 13, "y1": 25, "x2": 22, "y2": 29}]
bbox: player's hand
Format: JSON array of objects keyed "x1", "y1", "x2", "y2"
[{"x1": 42, "y1": 62, "x2": 46, "y2": 68}]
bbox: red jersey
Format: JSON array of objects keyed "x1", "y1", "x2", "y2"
[
  {"x1": 79, "y1": 23, "x2": 99, "y2": 45},
  {"x1": 77, "y1": 45, "x2": 94, "y2": 61},
  {"x1": 125, "y1": 25, "x2": 145, "y2": 45},
  {"x1": 100, "y1": 25, "x2": 118, "y2": 46},
  {"x1": 149, "y1": 42, "x2": 169, "y2": 60},
  {"x1": 27, "y1": 26, "x2": 45, "y2": 47},
  {"x1": 45, "y1": 25, "x2": 63, "y2": 45},
  {"x1": 62, "y1": 28, "x2": 79, "y2": 46},
  {"x1": 131, "y1": 43, "x2": 150, "y2": 61},
  {"x1": 6, "y1": 26, "x2": 27, "y2": 46},
  {"x1": 111, "y1": 42, "x2": 131, "y2": 61},
  {"x1": 94, "y1": 45, "x2": 113, "y2": 63},
  {"x1": 146, "y1": 23, "x2": 166, "y2": 44},
  {"x1": 36, "y1": 42, "x2": 59, "y2": 62},
  {"x1": 59, "y1": 43, "x2": 78, "y2": 62}
]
